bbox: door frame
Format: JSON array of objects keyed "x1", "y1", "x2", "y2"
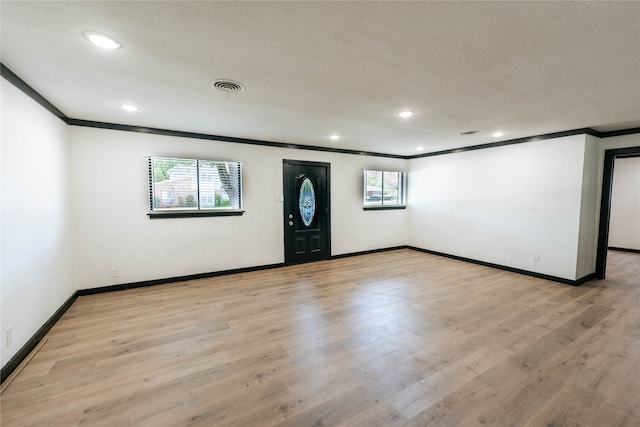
[
  {"x1": 595, "y1": 146, "x2": 640, "y2": 278},
  {"x1": 283, "y1": 159, "x2": 331, "y2": 265}
]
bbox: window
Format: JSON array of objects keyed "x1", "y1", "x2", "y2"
[
  {"x1": 363, "y1": 169, "x2": 406, "y2": 209},
  {"x1": 148, "y1": 156, "x2": 243, "y2": 217}
]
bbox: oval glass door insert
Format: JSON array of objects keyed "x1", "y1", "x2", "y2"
[{"x1": 299, "y1": 177, "x2": 316, "y2": 227}]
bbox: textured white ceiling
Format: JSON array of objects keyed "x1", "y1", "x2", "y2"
[{"x1": 1, "y1": 1, "x2": 639, "y2": 155}]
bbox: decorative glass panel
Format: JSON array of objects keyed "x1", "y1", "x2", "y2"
[{"x1": 299, "y1": 177, "x2": 316, "y2": 227}]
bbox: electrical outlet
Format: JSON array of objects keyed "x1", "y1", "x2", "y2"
[
  {"x1": 111, "y1": 267, "x2": 119, "y2": 278},
  {"x1": 533, "y1": 253, "x2": 540, "y2": 262},
  {"x1": 6, "y1": 325, "x2": 13, "y2": 346}
]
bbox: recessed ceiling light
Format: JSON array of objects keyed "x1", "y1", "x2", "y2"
[
  {"x1": 492, "y1": 131, "x2": 505, "y2": 137},
  {"x1": 83, "y1": 31, "x2": 121, "y2": 49},
  {"x1": 416, "y1": 146, "x2": 424, "y2": 151},
  {"x1": 330, "y1": 135, "x2": 340, "y2": 141},
  {"x1": 398, "y1": 110, "x2": 414, "y2": 118},
  {"x1": 120, "y1": 104, "x2": 139, "y2": 112}
]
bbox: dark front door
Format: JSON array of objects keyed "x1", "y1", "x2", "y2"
[{"x1": 283, "y1": 160, "x2": 330, "y2": 264}]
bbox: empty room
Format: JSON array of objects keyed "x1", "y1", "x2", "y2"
[{"x1": 1, "y1": 1, "x2": 639, "y2": 426}]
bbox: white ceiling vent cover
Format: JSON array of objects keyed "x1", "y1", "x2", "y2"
[{"x1": 210, "y1": 79, "x2": 244, "y2": 93}]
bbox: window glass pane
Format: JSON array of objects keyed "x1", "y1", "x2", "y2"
[
  {"x1": 200, "y1": 161, "x2": 241, "y2": 209},
  {"x1": 198, "y1": 161, "x2": 225, "y2": 208},
  {"x1": 364, "y1": 170, "x2": 383, "y2": 205},
  {"x1": 383, "y1": 171, "x2": 400, "y2": 205},
  {"x1": 151, "y1": 157, "x2": 197, "y2": 210}
]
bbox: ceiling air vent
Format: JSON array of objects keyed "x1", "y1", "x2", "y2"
[{"x1": 210, "y1": 79, "x2": 244, "y2": 93}]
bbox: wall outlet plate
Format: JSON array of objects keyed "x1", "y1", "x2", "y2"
[{"x1": 6, "y1": 325, "x2": 13, "y2": 346}]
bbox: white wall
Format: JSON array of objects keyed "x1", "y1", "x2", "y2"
[
  {"x1": 609, "y1": 156, "x2": 640, "y2": 250},
  {"x1": 594, "y1": 134, "x2": 640, "y2": 217},
  {"x1": 1, "y1": 78, "x2": 76, "y2": 367},
  {"x1": 407, "y1": 135, "x2": 588, "y2": 281},
  {"x1": 575, "y1": 135, "x2": 600, "y2": 278},
  {"x1": 68, "y1": 126, "x2": 408, "y2": 289}
]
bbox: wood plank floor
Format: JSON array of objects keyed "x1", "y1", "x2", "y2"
[{"x1": 1, "y1": 249, "x2": 639, "y2": 426}]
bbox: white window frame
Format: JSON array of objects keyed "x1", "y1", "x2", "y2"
[
  {"x1": 363, "y1": 169, "x2": 407, "y2": 210},
  {"x1": 148, "y1": 156, "x2": 243, "y2": 218}
]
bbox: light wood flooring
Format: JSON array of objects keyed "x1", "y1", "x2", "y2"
[{"x1": 1, "y1": 249, "x2": 639, "y2": 426}]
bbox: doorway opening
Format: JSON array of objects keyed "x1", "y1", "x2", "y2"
[{"x1": 595, "y1": 146, "x2": 640, "y2": 278}]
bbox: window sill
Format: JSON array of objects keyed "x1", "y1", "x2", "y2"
[
  {"x1": 362, "y1": 205, "x2": 407, "y2": 211},
  {"x1": 148, "y1": 210, "x2": 244, "y2": 219}
]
